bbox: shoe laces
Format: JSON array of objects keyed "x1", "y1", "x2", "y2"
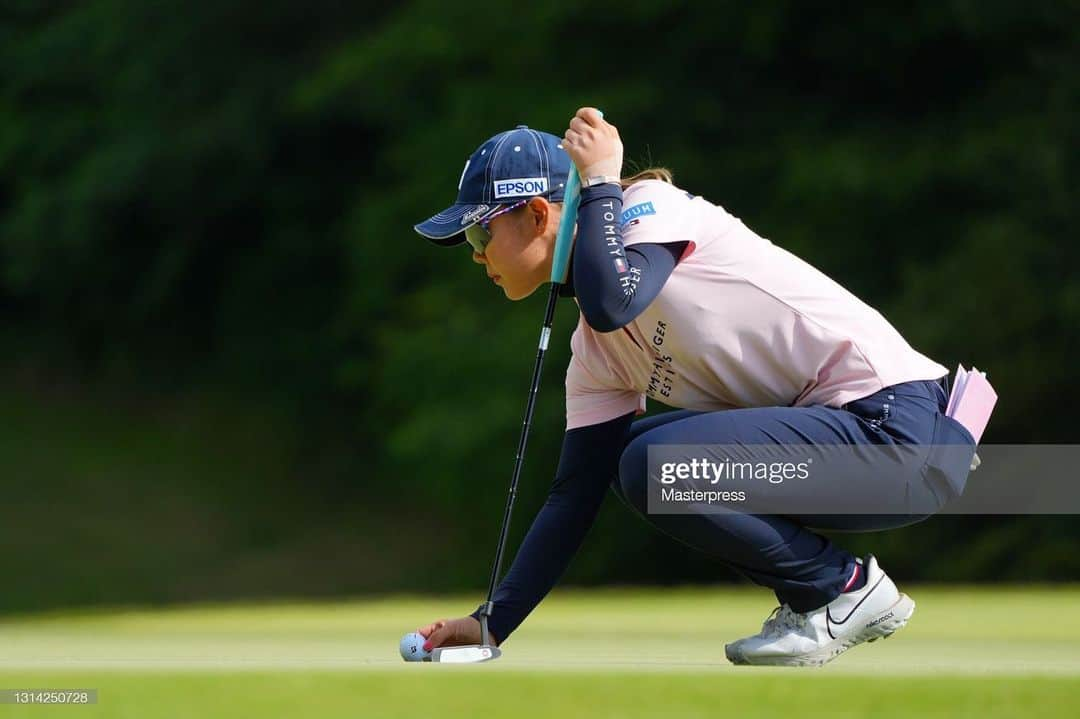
[{"x1": 761, "y1": 604, "x2": 807, "y2": 638}]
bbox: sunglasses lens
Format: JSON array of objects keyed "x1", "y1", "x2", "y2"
[{"x1": 465, "y1": 224, "x2": 490, "y2": 254}]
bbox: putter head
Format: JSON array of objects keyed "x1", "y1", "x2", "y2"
[{"x1": 428, "y1": 644, "x2": 502, "y2": 663}]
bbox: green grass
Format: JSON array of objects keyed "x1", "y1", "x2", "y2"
[{"x1": 2, "y1": 586, "x2": 1078, "y2": 718}]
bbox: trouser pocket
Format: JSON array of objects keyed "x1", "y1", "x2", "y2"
[{"x1": 921, "y1": 411, "x2": 978, "y2": 502}]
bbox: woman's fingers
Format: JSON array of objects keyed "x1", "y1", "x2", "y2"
[
  {"x1": 420, "y1": 616, "x2": 482, "y2": 651},
  {"x1": 566, "y1": 110, "x2": 617, "y2": 147},
  {"x1": 424, "y1": 622, "x2": 455, "y2": 651},
  {"x1": 564, "y1": 107, "x2": 623, "y2": 178},
  {"x1": 417, "y1": 619, "x2": 445, "y2": 639},
  {"x1": 569, "y1": 116, "x2": 593, "y2": 136},
  {"x1": 575, "y1": 107, "x2": 604, "y2": 126}
]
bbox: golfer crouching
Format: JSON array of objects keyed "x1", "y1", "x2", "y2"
[{"x1": 411, "y1": 108, "x2": 975, "y2": 666}]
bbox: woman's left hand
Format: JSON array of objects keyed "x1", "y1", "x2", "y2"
[
  {"x1": 417, "y1": 616, "x2": 498, "y2": 651},
  {"x1": 562, "y1": 107, "x2": 624, "y2": 181}
]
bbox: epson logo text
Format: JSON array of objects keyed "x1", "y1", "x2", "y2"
[{"x1": 493, "y1": 177, "x2": 548, "y2": 199}]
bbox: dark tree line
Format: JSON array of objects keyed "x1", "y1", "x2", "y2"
[{"x1": 1, "y1": 1, "x2": 1076, "y2": 611}]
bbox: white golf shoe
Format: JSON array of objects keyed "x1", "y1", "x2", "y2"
[{"x1": 725, "y1": 555, "x2": 914, "y2": 667}]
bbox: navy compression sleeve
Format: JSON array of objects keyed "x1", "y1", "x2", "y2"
[
  {"x1": 471, "y1": 412, "x2": 635, "y2": 643},
  {"x1": 573, "y1": 184, "x2": 687, "y2": 332}
]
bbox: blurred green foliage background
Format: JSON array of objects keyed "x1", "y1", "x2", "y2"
[{"x1": 1, "y1": 1, "x2": 1077, "y2": 613}]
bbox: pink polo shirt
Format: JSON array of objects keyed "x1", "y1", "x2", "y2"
[{"x1": 565, "y1": 180, "x2": 948, "y2": 430}]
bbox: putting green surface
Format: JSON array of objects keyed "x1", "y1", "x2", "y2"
[{"x1": 2, "y1": 586, "x2": 1078, "y2": 717}]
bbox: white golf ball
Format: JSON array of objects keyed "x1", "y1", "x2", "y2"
[{"x1": 399, "y1": 632, "x2": 431, "y2": 662}]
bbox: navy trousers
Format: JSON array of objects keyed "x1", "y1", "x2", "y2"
[{"x1": 611, "y1": 378, "x2": 965, "y2": 613}]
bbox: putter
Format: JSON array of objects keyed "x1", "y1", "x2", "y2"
[{"x1": 429, "y1": 121, "x2": 591, "y2": 663}]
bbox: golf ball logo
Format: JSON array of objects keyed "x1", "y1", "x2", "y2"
[{"x1": 399, "y1": 632, "x2": 431, "y2": 662}]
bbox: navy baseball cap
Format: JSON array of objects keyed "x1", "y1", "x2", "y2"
[{"x1": 414, "y1": 125, "x2": 573, "y2": 246}]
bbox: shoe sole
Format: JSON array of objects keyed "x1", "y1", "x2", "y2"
[{"x1": 725, "y1": 593, "x2": 916, "y2": 667}]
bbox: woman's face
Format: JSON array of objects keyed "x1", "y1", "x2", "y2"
[{"x1": 470, "y1": 198, "x2": 559, "y2": 300}]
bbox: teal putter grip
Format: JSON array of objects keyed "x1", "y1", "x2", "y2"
[{"x1": 550, "y1": 110, "x2": 603, "y2": 284}]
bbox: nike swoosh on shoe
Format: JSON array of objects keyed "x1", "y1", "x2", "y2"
[{"x1": 825, "y1": 574, "x2": 888, "y2": 639}]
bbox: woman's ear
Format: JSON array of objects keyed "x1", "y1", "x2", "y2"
[{"x1": 526, "y1": 197, "x2": 551, "y2": 237}]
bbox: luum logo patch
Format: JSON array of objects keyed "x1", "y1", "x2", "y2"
[
  {"x1": 621, "y1": 201, "x2": 656, "y2": 224},
  {"x1": 493, "y1": 177, "x2": 548, "y2": 199}
]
